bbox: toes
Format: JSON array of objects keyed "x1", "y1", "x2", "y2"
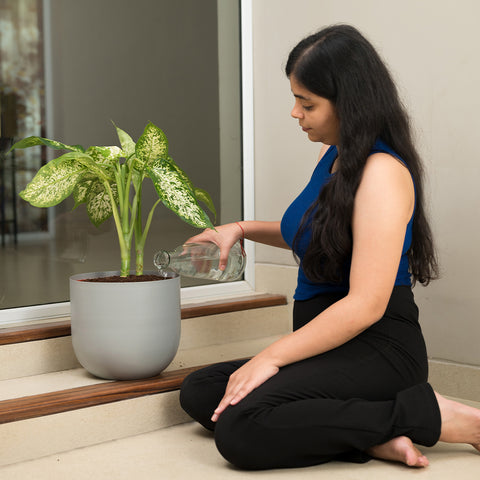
[
  {"x1": 406, "y1": 453, "x2": 429, "y2": 467},
  {"x1": 404, "y1": 444, "x2": 429, "y2": 467}
]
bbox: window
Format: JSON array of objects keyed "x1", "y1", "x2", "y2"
[{"x1": 0, "y1": 0, "x2": 254, "y2": 325}]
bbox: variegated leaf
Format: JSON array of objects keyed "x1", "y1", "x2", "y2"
[
  {"x1": 86, "y1": 146, "x2": 122, "y2": 167},
  {"x1": 146, "y1": 158, "x2": 213, "y2": 229},
  {"x1": 19, "y1": 153, "x2": 90, "y2": 207},
  {"x1": 73, "y1": 179, "x2": 92, "y2": 207},
  {"x1": 165, "y1": 156, "x2": 194, "y2": 191},
  {"x1": 72, "y1": 153, "x2": 114, "y2": 184},
  {"x1": 10, "y1": 136, "x2": 84, "y2": 153},
  {"x1": 163, "y1": 156, "x2": 216, "y2": 219},
  {"x1": 86, "y1": 183, "x2": 117, "y2": 227},
  {"x1": 72, "y1": 176, "x2": 102, "y2": 208},
  {"x1": 135, "y1": 122, "x2": 169, "y2": 167}
]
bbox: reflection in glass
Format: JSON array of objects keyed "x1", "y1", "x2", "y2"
[{"x1": 0, "y1": 0, "x2": 47, "y2": 235}]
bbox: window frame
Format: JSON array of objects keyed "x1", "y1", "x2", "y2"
[{"x1": 0, "y1": 0, "x2": 255, "y2": 326}]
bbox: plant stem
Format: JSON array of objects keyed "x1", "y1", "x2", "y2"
[
  {"x1": 133, "y1": 185, "x2": 143, "y2": 275},
  {"x1": 135, "y1": 248, "x2": 144, "y2": 275},
  {"x1": 135, "y1": 199, "x2": 162, "y2": 275},
  {"x1": 105, "y1": 179, "x2": 131, "y2": 276}
]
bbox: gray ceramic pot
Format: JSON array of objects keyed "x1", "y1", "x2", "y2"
[{"x1": 70, "y1": 271, "x2": 180, "y2": 380}]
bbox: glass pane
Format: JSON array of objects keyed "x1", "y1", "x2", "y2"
[{"x1": 0, "y1": 0, "x2": 242, "y2": 310}]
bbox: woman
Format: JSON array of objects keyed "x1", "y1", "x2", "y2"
[{"x1": 179, "y1": 24, "x2": 480, "y2": 469}]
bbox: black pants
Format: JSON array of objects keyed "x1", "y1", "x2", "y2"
[{"x1": 180, "y1": 286, "x2": 441, "y2": 470}]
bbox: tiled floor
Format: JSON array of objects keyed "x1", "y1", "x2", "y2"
[{"x1": 1, "y1": 420, "x2": 479, "y2": 479}]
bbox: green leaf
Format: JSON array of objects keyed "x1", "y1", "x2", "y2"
[
  {"x1": 146, "y1": 157, "x2": 214, "y2": 229},
  {"x1": 10, "y1": 136, "x2": 85, "y2": 153},
  {"x1": 114, "y1": 124, "x2": 136, "y2": 159},
  {"x1": 132, "y1": 168, "x2": 144, "y2": 193},
  {"x1": 86, "y1": 183, "x2": 117, "y2": 227},
  {"x1": 135, "y1": 122, "x2": 169, "y2": 167},
  {"x1": 194, "y1": 187, "x2": 217, "y2": 221},
  {"x1": 19, "y1": 152, "x2": 90, "y2": 207}
]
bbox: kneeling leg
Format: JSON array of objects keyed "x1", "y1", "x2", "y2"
[{"x1": 180, "y1": 360, "x2": 248, "y2": 431}]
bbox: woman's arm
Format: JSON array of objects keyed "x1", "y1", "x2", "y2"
[
  {"x1": 187, "y1": 221, "x2": 290, "y2": 270},
  {"x1": 187, "y1": 144, "x2": 331, "y2": 267},
  {"x1": 211, "y1": 152, "x2": 415, "y2": 421},
  {"x1": 238, "y1": 221, "x2": 290, "y2": 249}
]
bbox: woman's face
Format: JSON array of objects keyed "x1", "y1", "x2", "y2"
[{"x1": 289, "y1": 76, "x2": 340, "y2": 145}]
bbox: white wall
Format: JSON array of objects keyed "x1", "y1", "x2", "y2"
[{"x1": 252, "y1": 0, "x2": 480, "y2": 366}]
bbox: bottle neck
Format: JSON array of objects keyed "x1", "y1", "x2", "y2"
[{"x1": 153, "y1": 250, "x2": 171, "y2": 270}]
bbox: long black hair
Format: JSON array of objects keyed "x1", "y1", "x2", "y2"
[{"x1": 286, "y1": 24, "x2": 438, "y2": 285}]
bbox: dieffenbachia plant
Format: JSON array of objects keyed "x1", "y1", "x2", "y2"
[{"x1": 10, "y1": 122, "x2": 215, "y2": 276}]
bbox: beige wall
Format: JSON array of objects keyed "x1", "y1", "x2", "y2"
[{"x1": 252, "y1": 0, "x2": 480, "y2": 366}]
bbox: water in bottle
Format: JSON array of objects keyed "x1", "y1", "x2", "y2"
[{"x1": 153, "y1": 241, "x2": 246, "y2": 281}]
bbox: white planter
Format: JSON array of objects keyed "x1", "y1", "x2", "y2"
[{"x1": 70, "y1": 271, "x2": 181, "y2": 380}]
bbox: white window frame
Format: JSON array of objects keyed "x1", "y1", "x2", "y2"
[{"x1": 0, "y1": 0, "x2": 254, "y2": 326}]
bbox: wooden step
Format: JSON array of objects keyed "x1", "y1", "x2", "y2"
[
  {"x1": 0, "y1": 294, "x2": 288, "y2": 466},
  {"x1": 0, "y1": 383, "x2": 192, "y2": 467},
  {"x1": 0, "y1": 364, "x2": 209, "y2": 425},
  {"x1": 0, "y1": 343, "x2": 267, "y2": 467}
]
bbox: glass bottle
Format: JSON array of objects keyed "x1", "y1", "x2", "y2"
[{"x1": 153, "y1": 241, "x2": 246, "y2": 282}]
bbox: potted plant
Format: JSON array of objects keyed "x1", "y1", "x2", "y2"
[{"x1": 10, "y1": 122, "x2": 216, "y2": 379}]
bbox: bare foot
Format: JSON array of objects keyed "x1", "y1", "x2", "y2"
[
  {"x1": 435, "y1": 392, "x2": 480, "y2": 451},
  {"x1": 367, "y1": 436, "x2": 429, "y2": 467}
]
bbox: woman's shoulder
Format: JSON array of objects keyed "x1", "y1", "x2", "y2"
[
  {"x1": 364, "y1": 151, "x2": 412, "y2": 183},
  {"x1": 370, "y1": 139, "x2": 406, "y2": 165},
  {"x1": 366, "y1": 139, "x2": 411, "y2": 175},
  {"x1": 360, "y1": 151, "x2": 415, "y2": 218}
]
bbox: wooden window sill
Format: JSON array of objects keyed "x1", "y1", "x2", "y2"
[{"x1": 0, "y1": 293, "x2": 287, "y2": 346}]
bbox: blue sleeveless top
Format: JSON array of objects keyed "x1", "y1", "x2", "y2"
[{"x1": 281, "y1": 139, "x2": 414, "y2": 300}]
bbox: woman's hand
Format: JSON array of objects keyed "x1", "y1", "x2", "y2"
[
  {"x1": 186, "y1": 223, "x2": 244, "y2": 271},
  {"x1": 211, "y1": 356, "x2": 280, "y2": 422}
]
